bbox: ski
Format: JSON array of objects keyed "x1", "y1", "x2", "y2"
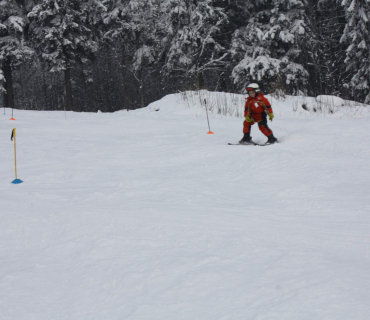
[
  {"x1": 228, "y1": 142, "x2": 279, "y2": 146},
  {"x1": 228, "y1": 142, "x2": 265, "y2": 146}
]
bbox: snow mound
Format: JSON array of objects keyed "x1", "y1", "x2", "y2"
[{"x1": 316, "y1": 95, "x2": 345, "y2": 107}]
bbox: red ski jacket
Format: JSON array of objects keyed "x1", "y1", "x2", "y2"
[{"x1": 244, "y1": 93, "x2": 273, "y2": 120}]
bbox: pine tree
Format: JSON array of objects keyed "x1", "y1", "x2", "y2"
[
  {"x1": 230, "y1": 0, "x2": 315, "y2": 94},
  {"x1": 162, "y1": 0, "x2": 229, "y2": 89},
  {"x1": 28, "y1": 0, "x2": 105, "y2": 111},
  {"x1": 102, "y1": 0, "x2": 229, "y2": 102},
  {"x1": 102, "y1": 0, "x2": 158, "y2": 108},
  {"x1": 311, "y1": 0, "x2": 348, "y2": 97},
  {"x1": 0, "y1": 0, "x2": 33, "y2": 108},
  {"x1": 0, "y1": 69, "x2": 4, "y2": 93},
  {"x1": 340, "y1": 0, "x2": 370, "y2": 103}
]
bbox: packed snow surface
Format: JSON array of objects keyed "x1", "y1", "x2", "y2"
[{"x1": 1, "y1": 92, "x2": 370, "y2": 320}]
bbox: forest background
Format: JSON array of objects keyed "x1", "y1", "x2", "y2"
[{"x1": 1, "y1": 0, "x2": 369, "y2": 112}]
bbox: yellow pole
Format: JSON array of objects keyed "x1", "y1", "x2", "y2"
[{"x1": 13, "y1": 128, "x2": 17, "y2": 179}]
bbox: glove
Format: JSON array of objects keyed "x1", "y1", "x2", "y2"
[
  {"x1": 268, "y1": 113, "x2": 274, "y2": 121},
  {"x1": 245, "y1": 115, "x2": 254, "y2": 123}
]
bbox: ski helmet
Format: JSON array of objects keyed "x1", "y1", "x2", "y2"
[{"x1": 246, "y1": 83, "x2": 260, "y2": 92}]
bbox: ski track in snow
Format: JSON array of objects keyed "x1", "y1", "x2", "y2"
[{"x1": 1, "y1": 93, "x2": 370, "y2": 320}]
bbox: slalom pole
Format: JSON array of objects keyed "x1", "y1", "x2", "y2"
[
  {"x1": 10, "y1": 106, "x2": 15, "y2": 120},
  {"x1": 204, "y1": 99, "x2": 214, "y2": 134},
  {"x1": 11, "y1": 128, "x2": 23, "y2": 184}
]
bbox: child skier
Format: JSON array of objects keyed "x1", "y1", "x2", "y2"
[{"x1": 239, "y1": 83, "x2": 278, "y2": 145}]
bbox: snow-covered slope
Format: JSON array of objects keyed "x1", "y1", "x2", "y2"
[{"x1": 1, "y1": 92, "x2": 370, "y2": 320}]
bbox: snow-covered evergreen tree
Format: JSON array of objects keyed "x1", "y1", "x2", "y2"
[
  {"x1": 0, "y1": 0, "x2": 33, "y2": 107},
  {"x1": 340, "y1": 0, "x2": 370, "y2": 103},
  {"x1": 104, "y1": 0, "x2": 229, "y2": 90},
  {"x1": 231, "y1": 0, "x2": 314, "y2": 94},
  {"x1": 312, "y1": 0, "x2": 348, "y2": 96},
  {"x1": 28, "y1": 0, "x2": 105, "y2": 110},
  {"x1": 102, "y1": 0, "x2": 152, "y2": 39},
  {"x1": 162, "y1": 0, "x2": 229, "y2": 89},
  {"x1": 0, "y1": 69, "x2": 4, "y2": 93},
  {"x1": 102, "y1": 0, "x2": 158, "y2": 107}
]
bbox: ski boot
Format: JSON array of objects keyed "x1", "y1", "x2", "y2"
[
  {"x1": 239, "y1": 133, "x2": 254, "y2": 145},
  {"x1": 266, "y1": 135, "x2": 278, "y2": 145}
]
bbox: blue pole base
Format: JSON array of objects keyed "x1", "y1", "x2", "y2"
[{"x1": 12, "y1": 179, "x2": 23, "y2": 184}]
